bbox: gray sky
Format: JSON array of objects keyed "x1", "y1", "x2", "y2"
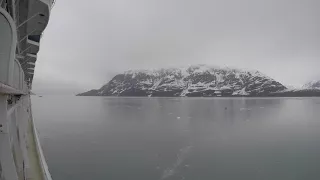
[{"x1": 33, "y1": 0, "x2": 320, "y2": 94}]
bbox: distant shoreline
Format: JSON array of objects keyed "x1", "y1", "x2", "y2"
[{"x1": 77, "y1": 90, "x2": 320, "y2": 98}]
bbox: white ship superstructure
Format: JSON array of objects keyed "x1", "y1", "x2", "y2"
[{"x1": 0, "y1": 0, "x2": 54, "y2": 179}]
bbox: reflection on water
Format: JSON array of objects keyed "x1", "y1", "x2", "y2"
[{"x1": 32, "y1": 96, "x2": 320, "y2": 180}]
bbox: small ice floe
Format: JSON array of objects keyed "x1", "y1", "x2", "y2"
[
  {"x1": 240, "y1": 108, "x2": 251, "y2": 111},
  {"x1": 259, "y1": 107, "x2": 265, "y2": 109},
  {"x1": 168, "y1": 113, "x2": 173, "y2": 115},
  {"x1": 184, "y1": 164, "x2": 190, "y2": 168},
  {"x1": 177, "y1": 117, "x2": 181, "y2": 119}
]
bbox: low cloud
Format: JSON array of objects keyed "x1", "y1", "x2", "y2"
[{"x1": 33, "y1": 0, "x2": 320, "y2": 94}]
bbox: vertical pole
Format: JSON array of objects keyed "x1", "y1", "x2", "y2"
[
  {"x1": 12, "y1": 105, "x2": 24, "y2": 179},
  {"x1": 17, "y1": 95, "x2": 29, "y2": 180},
  {"x1": 0, "y1": 95, "x2": 19, "y2": 180}
]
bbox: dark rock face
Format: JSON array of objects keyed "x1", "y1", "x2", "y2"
[
  {"x1": 269, "y1": 89, "x2": 320, "y2": 97},
  {"x1": 77, "y1": 89, "x2": 99, "y2": 96},
  {"x1": 267, "y1": 80, "x2": 320, "y2": 97},
  {"x1": 78, "y1": 65, "x2": 287, "y2": 97}
]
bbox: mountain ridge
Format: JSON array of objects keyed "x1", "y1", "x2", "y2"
[{"x1": 78, "y1": 65, "x2": 288, "y2": 97}]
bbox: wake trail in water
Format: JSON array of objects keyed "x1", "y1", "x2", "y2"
[{"x1": 160, "y1": 145, "x2": 193, "y2": 180}]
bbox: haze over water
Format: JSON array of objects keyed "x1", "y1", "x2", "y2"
[{"x1": 32, "y1": 96, "x2": 320, "y2": 180}]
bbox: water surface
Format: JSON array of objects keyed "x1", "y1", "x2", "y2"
[{"x1": 32, "y1": 96, "x2": 320, "y2": 180}]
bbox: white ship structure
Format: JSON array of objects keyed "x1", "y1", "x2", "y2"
[{"x1": 0, "y1": 0, "x2": 54, "y2": 179}]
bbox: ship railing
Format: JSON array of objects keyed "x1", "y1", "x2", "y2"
[
  {"x1": 1, "y1": 88, "x2": 53, "y2": 180},
  {"x1": 0, "y1": 94, "x2": 29, "y2": 180},
  {"x1": 0, "y1": 4, "x2": 52, "y2": 180}
]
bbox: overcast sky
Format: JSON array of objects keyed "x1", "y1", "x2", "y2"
[{"x1": 32, "y1": 0, "x2": 320, "y2": 95}]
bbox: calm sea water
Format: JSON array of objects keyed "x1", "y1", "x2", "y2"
[{"x1": 31, "y1": 96, "x2": 320, "y2": 180}]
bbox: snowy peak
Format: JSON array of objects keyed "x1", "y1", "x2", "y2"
[
  {"x1": 303, "y1": 80, "x2": 320, "y2": 89},
  {"x1": 78, "y1": 65, "x2": 287, "y2": 97}
]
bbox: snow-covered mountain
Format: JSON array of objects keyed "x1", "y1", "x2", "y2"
[
  {"x1": 78, "y1": 65, "x2": 287, "y2": 97},
  {"x1": 303, "y1": 80, "x2": 320, "y2": 89},
  {"x1": 266, "y1": 80, "x2": 320, "y2": 97}
]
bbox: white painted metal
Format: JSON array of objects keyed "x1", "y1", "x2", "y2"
[
  {"x1": 39, "y1": 0, "x2": 54, "y2": 9},
  {"x1": 1, "y1": 94, "x2": 54, "y2": 180},
  {"x1": 0, "y1": 82, "x2": 26, "y2": 95},
  {"x1": 26, "y1": 53, "x2": 37, "y2": 58},
  {"x1": 9, "y1": 107, "x2": 24, "y2": 179},
  {"x1": 13, "y1": 60, "x2": 21, "y2": 90},
  {"x1": 16, "y1": 100, "x2": 30, "y2": 180},
  {"x1": 15, "y1": 54, "x2": 24, "y2": 59},
  {"x1": 27, "y1": 39, "x2": 40, "y2": 46},
  {"x1": 0, "y1": 0, "x2": 55, "y2": 179},
  {"x1": 0, "y1": 95, "x2": 19, "y2": 180},
  {"x1": 20, "y1": 68, "x2": 24, "y2": 90},
  {"x1": 0, "y1": 8, "x2": 17, "y2": 86}
]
